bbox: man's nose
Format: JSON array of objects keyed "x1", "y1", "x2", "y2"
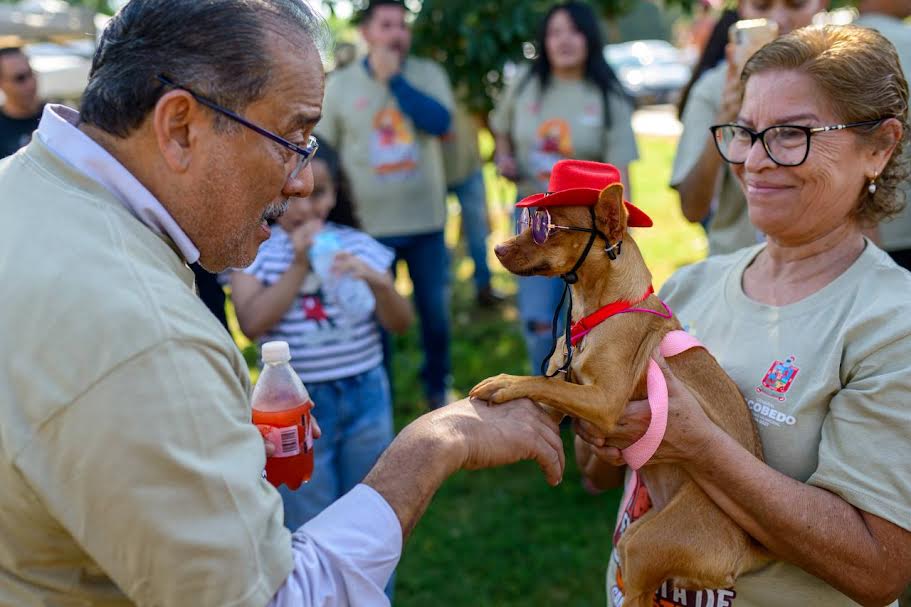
[{"x1": 283, "y1": 163, "x2": 314, "y2": 199}]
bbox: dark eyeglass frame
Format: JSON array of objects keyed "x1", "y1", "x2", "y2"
[
  {"x1": 156, "y1": 74, "x2": 318, "y2": 181},
  {"x1": 709, "y1": 119, "x2": 887, "y2": 167},
  {"x1": 518, "y1": 207, "x2": 598, "y2": 245}
]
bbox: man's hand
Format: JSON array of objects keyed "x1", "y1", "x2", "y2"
[
  {"x1": 364, "y1": 397, "x2": 564, "y2": 539},
  {"x1": 369, "y1": 46, "x2": 401, "y2": 83},
  {"x1": 263, "y1": 416, "x2": 321, "y2": 458},
  {"x1": 433, "y1": 397, "x2": 565, "y2": 486}
]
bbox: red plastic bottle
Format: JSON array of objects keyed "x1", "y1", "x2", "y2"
[{"x1": 252, "y1": 341, "x2": 314, "y2": 490}]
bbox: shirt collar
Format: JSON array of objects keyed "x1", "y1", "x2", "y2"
[{"x1": 36, "y1": 104, "x2": 200, "y2": 263}]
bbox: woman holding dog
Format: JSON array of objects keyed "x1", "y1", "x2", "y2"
[
  {"x1": 578, "y1": 26, "x2": 911, "y2": 607},
  {"x1": 490, "y1": 1, "x2": 638, "y2": 374}
]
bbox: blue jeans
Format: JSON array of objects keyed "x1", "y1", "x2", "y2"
[
  {"x1": 279, "y1": 364, "x2": 394, "y2": 529},
  {"x1": 513, "y1": 206, "x2": 568, "y2": 374},
  {"x1": 377, "y1": 230, "x2": 452, "y2": 400},
  {"x1": 449, "y1": 169, "x2": 492, "y2": 290}
]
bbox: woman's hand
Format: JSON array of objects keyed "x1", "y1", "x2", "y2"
[{"x1": 574, "y1": 352, "x2": 718, "y2": 467}]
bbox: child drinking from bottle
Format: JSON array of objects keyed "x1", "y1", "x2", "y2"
[{"x1": 231, "y1": 142, "x2": 412, "y2": 531}]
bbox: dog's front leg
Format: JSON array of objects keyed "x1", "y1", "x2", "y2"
[{"x1": 470, "y1": 375, "x2": 623, "y2": 432}]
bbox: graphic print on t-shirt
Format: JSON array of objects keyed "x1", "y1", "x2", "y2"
[
  {"x1": 756, "y1": 356, "x2": 799, "y2": 401},
  {"x1": 370, "y1": 107, "x2": 418, "y2": 180},
  {"x1": 529, "y1": 118, "x2": 573, "y2": 183},
  {"x1": 610, "y1": 474, "x2": 737, "y2": 607}
]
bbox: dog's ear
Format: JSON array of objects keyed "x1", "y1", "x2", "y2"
[{"x1": 595, "y1": 183, "x2": 628, "y2": 244}]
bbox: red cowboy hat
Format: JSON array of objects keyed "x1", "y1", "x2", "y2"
[{"x1": 516, "y1": 159, "x2": 653, "y2": 228}]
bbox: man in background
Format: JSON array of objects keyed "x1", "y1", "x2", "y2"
[
  {"x1": 0, "y1": 47, "x2": 43, "y2": 159},
  {"x1": 318, "y1": 0, "x2": 455, "y2": 409}
]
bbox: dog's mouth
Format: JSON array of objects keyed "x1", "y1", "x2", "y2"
[{"x1": 512, "y1": 262, "x2": 552, "y2": 276}]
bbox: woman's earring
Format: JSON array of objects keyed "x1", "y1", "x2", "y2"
[{"x1": 868, "y1": 174, "x2": 878, "y2": 195}]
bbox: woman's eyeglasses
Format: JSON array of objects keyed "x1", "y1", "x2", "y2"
[{"x1": 709, "y1": 119, "x2": 887, "y2": 167}]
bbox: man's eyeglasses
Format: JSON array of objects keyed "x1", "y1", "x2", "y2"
[
  {"x1": 156, "y1": 74, "x2": 318, "y2": 182},
  {"x1": 517, "y1": 207, "x2": 598, "y2": 245},
  {"x1": 709, "y1": 119, "x2": 886, "y2": 167}
]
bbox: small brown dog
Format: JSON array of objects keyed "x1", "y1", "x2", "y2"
[{"x1": 470, "y1": 166, "x2": 765, "y2": 606}]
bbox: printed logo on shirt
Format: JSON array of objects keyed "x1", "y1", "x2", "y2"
[
  {"x1": 530, "y1": 118, "x2": 573, "y2": 183},
  {"x1": 369, "y1": 107, "x2": 418, "y2": 180},
  {"x1": 301, "y1": 295, "x2": 329, "y2": 322},
  {"x1": 756, "y1": 356, "x2": 799, "y2": 401},
  {"x1": 611, "y1": 474, "x2": 737, "y2": 606}
]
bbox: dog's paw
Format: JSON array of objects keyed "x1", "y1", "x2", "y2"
[{"x1": 470, "y1": 374, "x2": 526, "y2": 404}]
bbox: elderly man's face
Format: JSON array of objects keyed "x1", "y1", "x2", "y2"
[{"x1": 187, "y1": 38, "x2": 325, "y2": 271}]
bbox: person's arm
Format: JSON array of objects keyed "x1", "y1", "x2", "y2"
[
  {"x1": 673, "y1": 57, "x2": 741, "y2": 224},
  {"x1": 388, "y1": 75, "x2": 451, "y2": 136},
  {"x1": 577, "y1": 353, "x2": 911, "y2": 607},
  {"x1": 330, "y1": 251, "x2": 413, "y2": 334},
  {"x1": 366, "y1": 397, "x2": 565, "y2": 540},
  {"x1": 493, "y1": 133, "x2": 518, "y2": 181},
  {"x1": 231, "y1": 220, "x2": 322, "y2": 340}
]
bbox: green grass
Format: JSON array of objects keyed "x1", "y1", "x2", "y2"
[{"x1": 232, "y1": 133, "x2": 706, "y2": 605}]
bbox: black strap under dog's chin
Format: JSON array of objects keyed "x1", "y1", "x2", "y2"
[{"x1": 541, "y1": 207, "x2": 621, "y2": 378}]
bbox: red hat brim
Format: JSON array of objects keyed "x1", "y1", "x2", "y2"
[{"x1": 516, "y1": 188, "x2": 654, "y2": 228}]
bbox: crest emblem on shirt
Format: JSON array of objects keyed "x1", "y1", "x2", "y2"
[{"x1": 756, "y1": 356, "x2": 799, "y2": 401}]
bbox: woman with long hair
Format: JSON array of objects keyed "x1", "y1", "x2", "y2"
[{"x1": 490, "y1": 1, "x2": 638, "y2": 374}]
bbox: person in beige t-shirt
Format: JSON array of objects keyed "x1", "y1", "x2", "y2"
[
  {"x1": 671, "y1": 0, "x2": 826, "y2": 256},
  {"x1": 317, "y1": 0, "x2": 455, "y2": 408},
  {"x1": 489, "y1": 1, "x2": 638, "y2": 374},
  {"x1": 854, "y1": 2, "x2": 911, "y2": 273},
  {"x1": 577, "y1": 26, "x2": 911, "y2": 607}
]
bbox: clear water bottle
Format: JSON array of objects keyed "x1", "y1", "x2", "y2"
[{"x1": 310, "y1": 230, "x2": 376, "y2": 321}]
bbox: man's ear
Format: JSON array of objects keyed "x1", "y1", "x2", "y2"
[
  {"x1": 595, "y1": 183, "x2": 628, "y2": 244},
  {"x1": 151, "y1": 90, "x2": 203, "y2": 174}
]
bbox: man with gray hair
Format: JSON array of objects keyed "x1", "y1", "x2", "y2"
[{"x1": 0, "y1": 1, "x2": 564, "y2": 605}]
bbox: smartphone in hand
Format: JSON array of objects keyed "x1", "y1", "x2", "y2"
[{"x1": 729, "y1": 18, "x2": 779, "y2": 75}]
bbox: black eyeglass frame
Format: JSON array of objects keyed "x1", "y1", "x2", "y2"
[
  {"x1": 156, "y1": 74, "x2": 318, "y2": 180},
  {"x1": 709, "y1": 119, "x2": 887, "y2": 167}
]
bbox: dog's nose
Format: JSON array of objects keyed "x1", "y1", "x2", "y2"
[{"x1": 494, "y1": 243, "x2": 509, "y2": 258}]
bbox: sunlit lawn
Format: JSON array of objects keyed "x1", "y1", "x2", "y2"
[{"x1": 229, "y1": 132, "x2": 706, "y2": 606}]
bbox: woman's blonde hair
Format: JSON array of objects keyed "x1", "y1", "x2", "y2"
[{"x1": 742, "y1": 25, "x2": 909, "y2": 224}]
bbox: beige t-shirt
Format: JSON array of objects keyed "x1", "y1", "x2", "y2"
[
  {"x1": 853, "y1": 13, "x2": 911, "y2": 252},
  {"x1": 317, "y1": 57, "x2": 454, "y2": 238},
  {"x1": 0, "y1": 140, "x2": 291, "y2": 605},
  {"x1": 489, "y1": 65, "x2": 639, "y2": 199},
  {"x1": 671, "y1": 62, "x2": 762, "y2": 256},
  {"x1": 443, "y1": 102, "x2": 482, "y2": 187},
  {"x1": 606, "y1": 242, "x2": 911, "y2": 607}
]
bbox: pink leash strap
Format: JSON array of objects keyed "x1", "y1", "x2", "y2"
[
  {"x1": 620, "y1": 330, "x2": 703, "y2": 469},
  {"x1": 615, "y1": 331, "x2": 703, "y2": 532}
]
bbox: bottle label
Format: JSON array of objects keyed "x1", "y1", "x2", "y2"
[{"x1": 264, "y1": 425, "x2": 301, "y2": 458}]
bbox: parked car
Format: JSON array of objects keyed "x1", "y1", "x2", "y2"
[{"x1": 604, "y1": 39, "x2": 692, "y2": 107}]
